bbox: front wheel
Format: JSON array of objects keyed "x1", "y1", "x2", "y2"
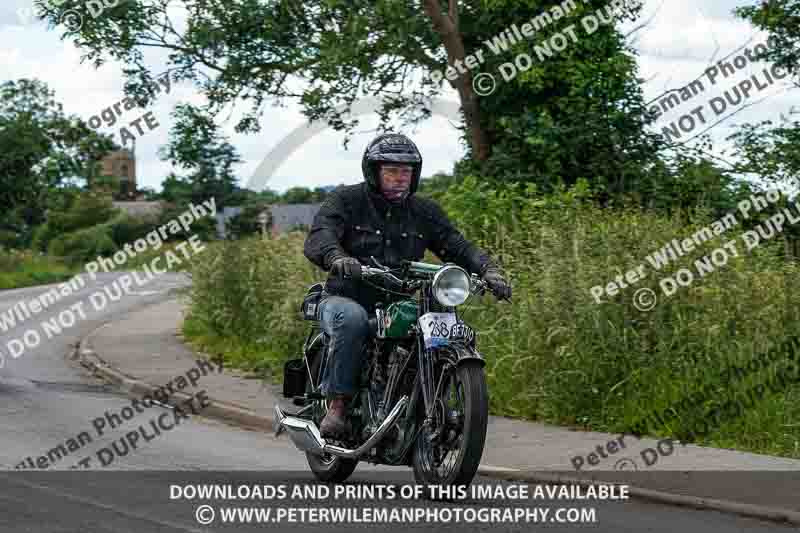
[
  {"x1": 412, "y1": 360, "x2": 488, "y2": 491},
  {"x1": 304, "y1": 344, "x2": 358, "y2": 482}
]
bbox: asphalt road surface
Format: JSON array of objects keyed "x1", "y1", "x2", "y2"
[{"x1": 0, "y1": 274, "x2": 795, "y2": 532}]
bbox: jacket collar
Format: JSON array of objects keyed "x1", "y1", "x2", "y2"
[{"x1": 365, "y1": 182, "x2": 410, "y2": 214}]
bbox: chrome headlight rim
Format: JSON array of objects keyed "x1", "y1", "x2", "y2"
[{"x1": 431, "y1": 265, "x2": 471, "y2": 307}]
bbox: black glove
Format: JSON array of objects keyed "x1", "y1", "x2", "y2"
[
  {"x1": 482, "y1": 267, "x2": 512, "y2": 301},
  {"x1": 330, "y1": 256, "x2": 362, "y2": 281}
]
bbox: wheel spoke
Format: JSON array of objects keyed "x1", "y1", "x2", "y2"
[{"x1": 415, "y1": 363, "x2": 471, "y2": 482}]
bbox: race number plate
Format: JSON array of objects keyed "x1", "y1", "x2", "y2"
[{"x1": 419, "y1": 312, "x2": 474, "y2": 348}]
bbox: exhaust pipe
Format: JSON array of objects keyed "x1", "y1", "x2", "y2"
[{"x1": 274, "y1": 395, "x2": 409, "y2": 459}]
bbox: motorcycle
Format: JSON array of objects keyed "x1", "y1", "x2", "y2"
[{"x1": 275, "y1": 259, "x2": 507, "y2": 489}]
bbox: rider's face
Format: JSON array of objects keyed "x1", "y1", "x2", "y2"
[{"x1": 379, "y1": 164, "x2": 413, "y2": 201}]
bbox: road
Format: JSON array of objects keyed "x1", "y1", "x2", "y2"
[{"x1": 0, "y1": 274, "x2": 794, "y2": 532}]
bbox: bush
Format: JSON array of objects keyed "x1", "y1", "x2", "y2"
[
  {"x1": 48, "y1": 224, "x2": 118, "y2": 265},
  {"x1": 108, "y1": 213, "x2": 159, "y2": 246},
  {"x1": 46, "y1": 191, "x2": 119, "y2": 234},
  {"x1": 0, "y1": 229, "x2": 22, "y2": 249},
  {"x1": 32, "y1": 192, "x2": 119, "y2": 252},
  {"x1": 226, "y1": 204, "x2": 268, "y2": 239},
  {"x1": 157, "y1": 203, "x2": 219, "y2": 242}
]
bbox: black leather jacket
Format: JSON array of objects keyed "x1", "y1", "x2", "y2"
[{"x1": 303, "y1": 183, "x2": 497, "y2": 311}]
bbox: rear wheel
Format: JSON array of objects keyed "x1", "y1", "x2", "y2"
[
  {"x1": 305, "y1": 344, "x2": 358, "y2": 482},
  {"x1": 412, "y1": 359, "x2": 488, "y2": 492}
]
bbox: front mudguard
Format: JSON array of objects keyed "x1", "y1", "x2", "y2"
[{"x1": 430, "y1": 342, "x2": 486, "y2": 369}]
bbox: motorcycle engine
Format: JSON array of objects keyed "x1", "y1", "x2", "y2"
[{"x1": 359, "y1": 344, "x2": 415, "y2": 460}]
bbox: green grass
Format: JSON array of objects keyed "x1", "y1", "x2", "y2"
[
  {"x1": 0, "y1": 250, "x2": 77, "y2": 290},
  {"x1": 181, "y1": 314, "x2": 284, "y2": 382}
]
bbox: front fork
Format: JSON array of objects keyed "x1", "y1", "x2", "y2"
[
  {"x1": 415, "y1": 337, "x2": 453, "y2": 445},
  {"x1": 414, "y1": 338, "x2": 484, "y2": 442}
]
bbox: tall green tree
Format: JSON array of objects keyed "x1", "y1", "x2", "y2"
[
  {"x1": 281, "y1": 187, "x2": 315, "y2": 204},
  {"x1": 729, "y1": 119, "x2": 800, "y2": 192},
  {"x1": 159, "y1": 105, "x2": 242, "y2": 209},
  {"x1": 454, "y1": 0, "x2": 663, "y2": 198},
  {"x1": 0, "y1": 79, "x2": 115, "y2": 243},
  {"x1": 736, "y1": 0, "x2": 800, "y2": 84},
  {"x1": 731, "y1": 1, "x2": 800, "y2": 193}
]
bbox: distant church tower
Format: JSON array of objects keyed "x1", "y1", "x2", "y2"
[{"x1": 100, "y1": 141, "x2": 137, "y2": 199}]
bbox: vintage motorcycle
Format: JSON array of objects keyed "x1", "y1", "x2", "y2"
[{"x1": 275, "y1": 259, "x2": 506, "y2": 488}]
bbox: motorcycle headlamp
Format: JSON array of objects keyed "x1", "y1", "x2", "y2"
[{"x1": 431, "y1": 265, "x2": 471, "y2": 307}]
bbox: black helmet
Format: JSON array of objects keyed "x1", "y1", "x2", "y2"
[{"x1": 361, "y1": 133, "x2": 423, "y2": 196}]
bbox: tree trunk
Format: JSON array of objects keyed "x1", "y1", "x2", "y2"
[{"x1": 422, "y1": 0, "x2": 491, "y2": 162}]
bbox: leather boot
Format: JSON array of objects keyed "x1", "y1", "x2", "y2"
[{"x1": 320, "y1": 395, "x2": 351, "y2": 438}]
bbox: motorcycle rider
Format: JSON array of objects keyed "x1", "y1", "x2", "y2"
[{"x1": 303, "y1": 132, "x2": 512, "y2": 438}]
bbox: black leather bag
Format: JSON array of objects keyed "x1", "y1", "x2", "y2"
[{"x1": 282, "y1": 359, "x2": 306, "y2": 398}]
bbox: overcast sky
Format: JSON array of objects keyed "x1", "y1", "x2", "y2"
[{"x1": 0, "y1": 0, "x2": 796, "y2": 193}]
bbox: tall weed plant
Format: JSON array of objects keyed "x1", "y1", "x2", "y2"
[
  {"x1": 441, "y1": 176, "x2": 800, "y2": 456},
  {"x1": 186, "y1": 233, "x2": 320, "y2": 376}
]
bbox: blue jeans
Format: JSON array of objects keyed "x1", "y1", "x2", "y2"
[{"x1": 317, "y1": 296, "x2": 370, "y2": 397}]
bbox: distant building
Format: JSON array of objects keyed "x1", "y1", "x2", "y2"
[
  {"x1": 270, "y1": 204, "x2": 321, "y2": 235},
  {"x1": 113, "y1": 201, "x2": 163, "y2": 219},
  {"x1": 100, "y1": 148, "x2": 137, "y2": 199},
  {"x1": 211, "y1": 203, "x2": 321, "y2": 239},
  {"x1": 215, "y1": 206, "x2": 244, "y2": 239}
]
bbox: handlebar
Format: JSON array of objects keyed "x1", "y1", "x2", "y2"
[
  {"x1": 361, "y1": 265, "x2": 407, "y2": 287},
  {"x1": 361, "y1": 265, "x2": 392, "y2": 277},
  {"x1": 470, "y1": 274, "x2": 489, "y2": 294},
  {"x1": 361, "y1": 265, "x2": 489, "y2": 295}
]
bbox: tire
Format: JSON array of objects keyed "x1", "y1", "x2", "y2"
[
  {"x1": 412, "y1": 360, "x2": 488, "y2": 492},
  {"x1": 305, "y1": 343, "x2": 358, "y2": 483}
]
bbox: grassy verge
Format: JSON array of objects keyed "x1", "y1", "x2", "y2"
[
  {"x1": 182, "y1": 179, "x2": 800, "y2": 459},
  {"x1": 182, "y1": 315, "x2": 283, "y2": 381},
  {"x1": 0, "y1": 250, "x2": 77, "y2": 290}
]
